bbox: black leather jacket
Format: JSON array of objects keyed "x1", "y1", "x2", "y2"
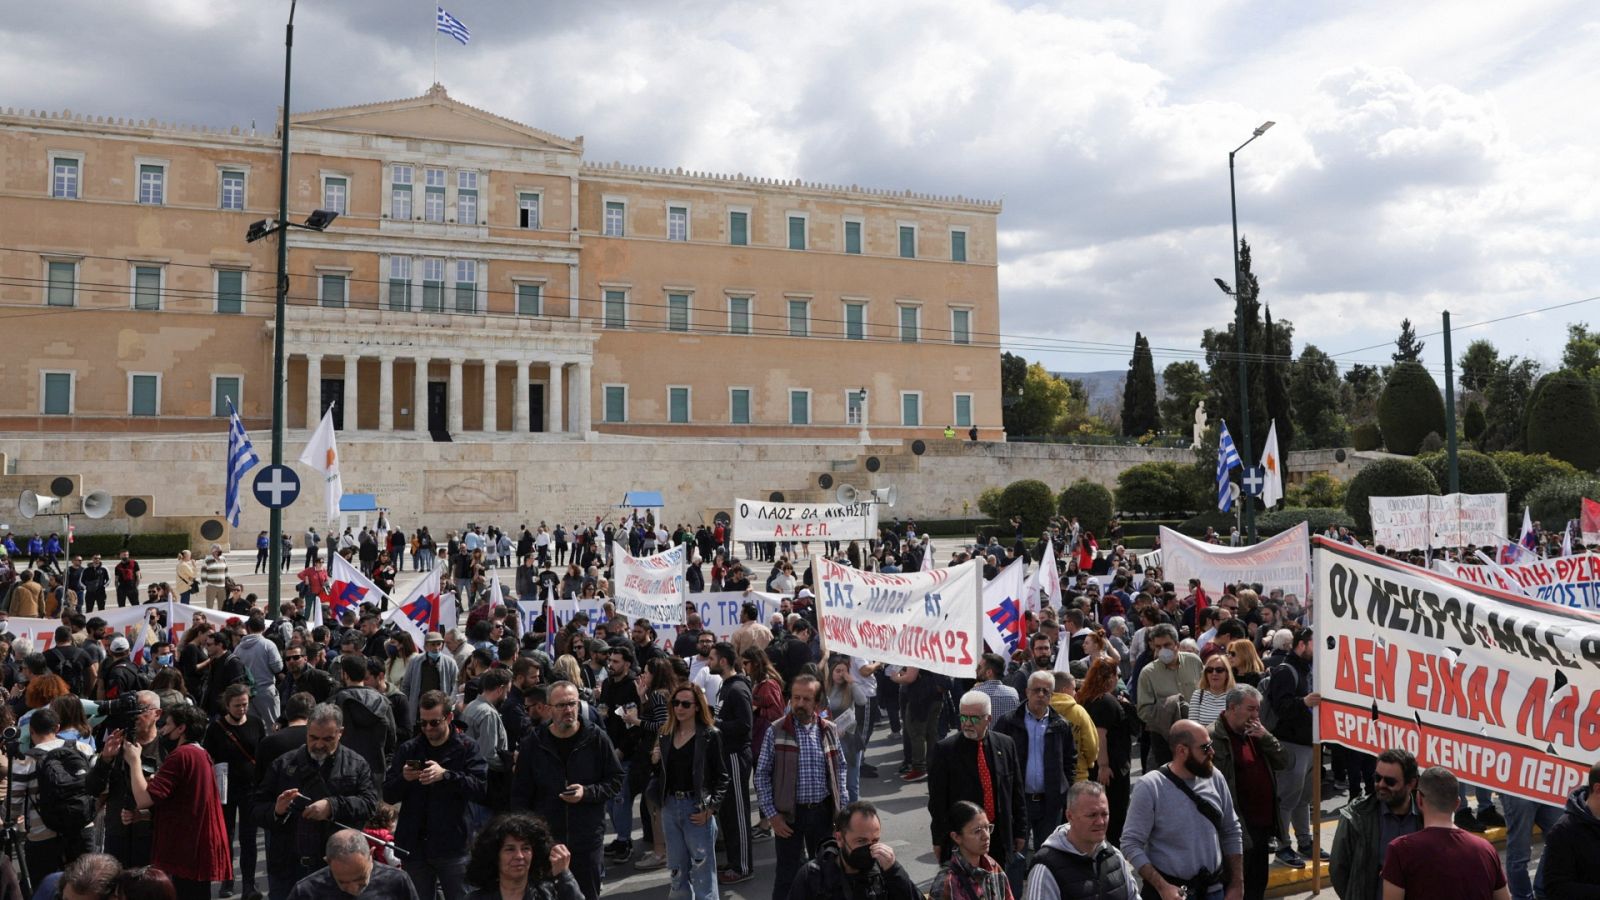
[{"x1": 650, "y1": 724, "x2": 730, "y2": 812}]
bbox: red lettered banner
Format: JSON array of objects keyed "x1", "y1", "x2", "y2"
[
  {"x1": 813, "y1": 556, "x2": 981, "y2": 679},
  {"x1": 1315, "y1": 537, "x2": 1600, "y2": 805},
  {"x1": 734, "y1": 498, "x2": 878, "y2": 542}
]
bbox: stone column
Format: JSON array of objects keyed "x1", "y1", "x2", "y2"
[
  {"x1": 305, "y1": 354, "x2": 322, "y2": 427},
  {"x1": 448, "y1": 358, "x2": 464, "y2": 434},
  {"x1": 547, "y1": 361, "x2": 564, "y2": 434},
  {"x1": 513, "y1": 361, "x2": 530, "y2": 434},
  {"x1": 378, "y1": 354, "x2": 395, "y2": 432},
  {"x1": 343, "y1": 353, "x2": 360, "y2": 430},
  {"x1": 482, "y1": 359, "x2": 498, "y2": 433},
  {"x1": 573, "y1": 360, "x2": 592, "y2": 434},
  {"x1": 414, "y1": 357, "x2": 429, "y2": 433}
]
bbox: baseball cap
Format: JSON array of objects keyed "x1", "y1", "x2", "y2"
[{"x1": 110, "y1": 636, "x2": 130, "y2": 653}]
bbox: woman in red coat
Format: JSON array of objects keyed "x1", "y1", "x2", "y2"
[{"x1": 124, "y1": 702, "x2": 232, "y2": 900}]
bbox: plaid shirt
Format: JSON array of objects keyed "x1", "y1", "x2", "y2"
[
  {"x1": 755, "y1": 717, "x2": 846, "y2": 819},
  {"x1": 977, "y1": 679, "x2": 1020, "y2": 720}
]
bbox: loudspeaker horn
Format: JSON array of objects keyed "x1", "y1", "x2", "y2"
[
  {"x1": 82, "y1": 491, "x2": 113, "y2": 519},
  {"x1": 19, "y1": 491, "x2": 61, "y2": 519},
  {"x1": 872, "y1": 486, "x2": 897, "y2": 507},
  {"x1": 836, "y1": 484, "x2": 860, "y2": 505}
]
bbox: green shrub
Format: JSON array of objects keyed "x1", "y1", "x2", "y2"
[
  {"x1": 998, "y1": 479, "x2": 1056, "y2": 535},
  {"x1": 1114, "y1": 463, "x2": 1191, "y2": 516},
  {"x1": 1526, "y1": 372, "x2": 1600, "y2": 470},
  {"x1": 1257, "y1": 507, "x2": 1355, "y2": 536},
  {"x1": 1351, "y1": 422, "x2": 1382, "y2": 451},
  {"x1": 915, "y1": 518, "x2": 999, "y2": 537},
  {"x1": 976, "y1": 486, "x2": 1004, "y2": 520},
  {"x1": 1526, "y1": 475, "x2": 1600, "y2": 529},
  {"x1": 1377, "y1": 362, "x2": 1447, "y2": 455},
  {"x1": 1057, "y1": 480, "x2": 1113, "y2": 533},
  {"x1": 1345, "y1": 457, "x2": 1439, "y2": 533},
  {"x1": 69, "y1": 532, "x2": 191, "y2": 558},
  {"x1": 1417, "y1": 432, "x2": 1444, "y2": 453},
  {"x1": 1287, "y1": 472, "x2": 1347, "y2": 509},
  {"x1": 1490, "y1": 451, "x2": 1580, "y2": 510},
  {"x1": 1463, "y1": 401, "x2": 1486, "y2": 443},
  {"x1": 1415, "y1": 449, "x2": 1510, "y2": 497}
]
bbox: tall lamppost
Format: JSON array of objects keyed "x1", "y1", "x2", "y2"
[{"x1": 1226, "y1": 120, "x2": 1273, "y2": 543}]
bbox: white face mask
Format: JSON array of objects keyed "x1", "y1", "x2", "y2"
[{"x1": 1157, "y1": 648, "x2": 1177, "y2": 664}]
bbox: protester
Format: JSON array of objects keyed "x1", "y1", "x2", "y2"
[
  {"x1": 1134, "y1": 625, "x2": 1201, "y2": 767},
  {"x1": 709, "y1": 642, "x2": 755, "y2": 885},
  {"x1": 649, "y1": 682, "x2": 726, "y2": 900},
  {"x1": 755, "y1": 672, "x2": 848, "y2": 900},
  {"x1": 1023, "y1": 781, "x2": 1139, "y2": 900},
  {"x1": 1264, "y1": 626, "x2": 1321, "y2": 869},
  {"x1": 1380, "y1": 767, "x2": 1509, "y2": 900},
  {"x1": 330, "y1": 654, "x2": 398, "y2": 778},
  {"x1": 122, "y1": 702, "x2": 232, "y2": 900},
  {"x1": 285, "y1": 829, "x2": 418, "y2": 900},
  {"x1": 786, "y1": 800, "x2": 919, "y2": 900},
  {"x1": 16, "y1": 706, "x2": 95, "y2": 876},
  {"x1": 1121, "y1": 720, "x2": 1243, "y2": 900},
  {"x1": 1047, "y1": 672, "x2": 1099, "y2": 785},
  {"x1": 203, "y1": 683, "x2": 266, "y2": 900},
  {"x1": 929, "y1": 689, "x2": 1027, "y2": 894},
  {"x1": 929, "y1": 800, "x2": 1014, "y2": 900},
  {"x1": 1208, "y1": 686, "x2": 1285, "y2": 900},
  {"x1": 1330, "y1": 748, "x2": 1420, "y2": 900},
  {"x1": 86, "y1": 691, "x2": 161, "y2": 868},
  {"x1": 463, "y1": 813, "x2": 582, "y2": 900},
  {"x1": 993, "y1": 671, "x2": 1075, "y2": 851},
  {"x1": 1544, "y1": 760, "x2": 1600, "y2": 900}
]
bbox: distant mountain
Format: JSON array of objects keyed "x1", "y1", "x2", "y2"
[{"x1": 1051, "y1": 370, "x2": 1167, "y2": 412}]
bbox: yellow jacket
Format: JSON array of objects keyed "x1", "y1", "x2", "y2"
[{"x1": 1049, "y1": 692, "x2": 1100, "y2": 783}]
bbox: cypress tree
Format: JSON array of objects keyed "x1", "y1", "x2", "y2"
[{"x1": 1122, "y1": 332, "x2": 1160, "y2": 436}]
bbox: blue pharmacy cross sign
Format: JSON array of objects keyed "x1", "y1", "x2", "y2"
[
  {"x1": 1241, "y1": 465, "x2": 1266, "y2": 498},
  {"x1": 252, "y1": 465, "x2": 301, "y2": 509}
]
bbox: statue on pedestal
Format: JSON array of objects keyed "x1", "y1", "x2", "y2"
[{"x1": 1191, "y1": 400, "x2": 1208, "y2": 449}]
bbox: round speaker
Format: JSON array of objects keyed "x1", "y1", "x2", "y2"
[
  {"x1": 818, "y1": 474, "x2": 833, "y2": 490},
  {"x1": 769, "y1": 492, "x2": 785, "y2": 503},
  {"x1": 911, "y1": 440, "x2": 927, "y2": 455},
  {"x1": 1334, "y1": 449, "x2": 1347, "y2": 463},
  {"x1": 865, "y1": 457, "x2": 881, "y2": 473},
  {"x1": 123, "y1": 498, "x2": 148, "y2": 518},
  {"x1": 50, "y1": 477, "x2": 74, "y2": 498},
  {"x1": 199, "y1": 519, "x2": 225, "y2": 541},
  {"x1": 713, "y1": 511, "x2": 731, "y2": 527}
]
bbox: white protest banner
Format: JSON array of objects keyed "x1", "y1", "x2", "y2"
[
  {"x1": 982, "y1": 558, "x2": 1029, "y2": 655},
  {"x1": 1315, "y1": 537, "x2": 1600, "y2": 805},
  {"x1": 1369, "y1": 493, "x2": 1508, "y2": 550},
  {"x1": 1433, "y1": 554, "x2": 1600, "y2": 610},
  {"x1": 733, "y1": 498, "x2": 878, "y2": 543},
  {"x1": 3, "y1": 602, "x2": 233, "y2": 651},
  {"x1": 1157, "y1": 522, "x2": 1311, "y2": 599},
  {"x1": 610, "y1": 542, "x2": 688, "y2": 624},
  {"x1": 533, "y1": 591, "x2": 784, "y2": 647},
  {"x1": 814, "y1": 556, "x2": 982, "y2": 679}
]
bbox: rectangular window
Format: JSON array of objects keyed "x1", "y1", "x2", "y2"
[
  {"x1": 518, "y1": 193, "x2": 540, "y2": 229},
  {"x1": 454, "y1": 260, "x2": 477, "y2": 313},
  {"x1": 320, "y1": 274, "x2": 346, "y2": 308},
  {"x1": 424, "y1": 168, "x2": 445, "y2": 222},
  {"x1": 422, "y1": 258, "x2": 444, "y2": 312},
  {"x1": 46, "y1": 261, "x2": 75, "y2": 307},
  {"x1": 901, "y1": 392, "x2": 921, "y2": 427},
  {"x1": 789, "y1": 390, "x2": 810, "y2": 425},
  {"x1": 951, "y1": 229, "x2": 968, "y2": 262},
  {"x1": 787, "y1": 216, "x2": 806, "y2": 250},
  {"x1": 391, "y1": 165, "x2": 413, "y2": 220},
  {"x1": 457, "y1": 170, "x2": 478, "y2": 225},
  {"x1": 899, "y1": 225, "x2": 916, "y2": 259},
  {"x1": 388, "y1": 257, "x2": 412, "y2": 311},
  {"x1": 668, "y1": 206, "x2": 688, "y2": 241},
  {"x1": 668, "y1": 387, "x2": 690, "y2": 424},
  {"x1": 847, "y1": 390, "x2": 865, "y2": 426},
  {"x1": 603, "y1": 201, "x2": 625, "y2": 236},
  {"x1": 322, "y1": 176, "x2": 347, "y2": 214},
  {"x1": 787, "y1": 300, "x2": 809, "y2": 337},
  {"x1": 130, "y1": 374, "x2": 159, "y2": 416},
  {"x1": 728, "y1": 296, "x2": 751, "y2": 335},
  {"x1": 216, "y1": 269, "x2": 244, "y2": 314},
  {"x1": 951, "y1": 308, "x2": 971, "y2": 345},
  {"x1": 668, "y1": 293, "x2": 690, "y2": 332},
  {"x1": 729, "y1": 211, "x2": 748, "y2": 246},
  {"x1": 220, "y1": 170, "x2": 245, "y2": 210},
  {"x1": 517, "y1": 283, "x2": 542, "y2": 317},
  {"x1": 954, "y1": 394, "x2": 973, "y2": 428},
  {"x1": 52, "y1": 157, "x2": 79, "y2": 199},
  {"x1": 214, "y1": 377, "x2": 242, "y2": 417},
  {"x1": 845, "y1": 302, "x2": 865, "y2": 341},
  {"x1": 730, "y1": 388, "x2": 751, "y2": 425},
  {"x1": 899, "y1": 305, "x2": 920, "y2": 343},
  {"x1": 42, "y1": 372, "x2": 72, "y2": 415},
  {"x1": 845, "y1": 220, "x2": 862, "y2": 254},
  {"x1": 133, "y1": 266, "x2": 161, "y2": 310},
  {"x1": 604, "y1": 289, "x2": 627, "y2": 328},
  {"x1": 138, "y1": 164, "x2": 164, "y2": 205},
  {"x1": 603, "y1": 386, "x2": 627, "y2": 423}
]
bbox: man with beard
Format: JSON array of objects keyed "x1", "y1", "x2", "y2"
[
  {"x1": 199, "y1": 629, "x2": 252, "y2": 718},
  {"x1": 928, "y1": 690, "x2": 1028, "y2": 890},
  {"x1": 755, "y1": 673, "x2": 847, "y2": 900},
  {"x1": 281, "y1": 643, "x2": 336, "y2": 704},
  {"x1": 87, "y1": 691, "x2": 162, "y2": 867},
  {"x1": 1006, "y1": 633, "x2": 1058, "y2": 695},
  {"x1": 788, "y1": 800, "x2": 919, "y2": 900},
  {"x1": 1330, "y1": 749, "x2": 1421, "y2": 900},
  {"x1": 1122, "y1": 720, "x2": 1244, "y2": 900}
]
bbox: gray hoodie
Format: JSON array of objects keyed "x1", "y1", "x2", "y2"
[{"x1": 1022, "y1": 822, "x2": 1139, "y2": 900}]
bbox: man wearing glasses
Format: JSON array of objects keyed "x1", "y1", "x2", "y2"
[
  {"x1": 994, "y1": 671, "x2": 1077, "y2": 851},
  {"x1": 1122, "y1": 719, "x2": 1244, "y2": 900},
  {"x1": 87, "y1": 691, "x2": 163, "y2": 867},
  {"x1": 383, "y1": 689, "x2": 487, "y2": 900},
  {"x1": 928, "y1": 691, "x2": 1028, "y2": 889},
  {"x1": 1330, "y1": 749, "x2": 1420, "y2": 900}
]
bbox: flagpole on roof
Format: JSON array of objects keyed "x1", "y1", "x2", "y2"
[{"x1": 432, "y1": 3, "x2": 438, "y2": 86}]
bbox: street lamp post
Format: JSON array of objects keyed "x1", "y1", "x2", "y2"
[{"x1": 1228, "y1": 120, "x2": 1274, "y2": 544}]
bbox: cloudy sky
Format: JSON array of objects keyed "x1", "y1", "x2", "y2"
[{"x1": 6, "y1": 0, "x2": 1598, "y2": 385}]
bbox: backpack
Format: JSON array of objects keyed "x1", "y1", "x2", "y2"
[
  {"x1": 36, "y1": 745, "x2": 95, "y2": 836},
  {"x1": 1150, "y1": 692, "x2": 1188, "y2": 738},
  {"x1": 1258, "y1": 663, "x2": 1299, "y2": 731}
]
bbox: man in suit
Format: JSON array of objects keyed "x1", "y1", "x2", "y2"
[{"x1": 928, "y1": 690, "x2": 1028, "y2": 890}]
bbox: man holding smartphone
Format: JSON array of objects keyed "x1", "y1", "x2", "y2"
[
  {"x1": 383, "y1": 690, "x2": 486, "y2": 900},
  {"x1": 1209, "y1": 686, "x2": 1288, "y2": 900}
]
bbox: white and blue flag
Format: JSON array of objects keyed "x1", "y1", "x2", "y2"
[
  {"x1": 1216, "y1": 419, "x2": 1241, "y2": 512},
  {"x1": 225, "y1": 397, "x2": 260, "y2": 527},
  {"x1": 436, "y1": 7, "x2": 471, "y2": 45}
]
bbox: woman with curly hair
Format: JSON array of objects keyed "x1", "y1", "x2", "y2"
[{"x1": 464, "y1": 812, "x2": 581, "y2": 900}]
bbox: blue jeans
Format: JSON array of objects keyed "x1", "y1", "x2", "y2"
[
  {"x1": 1502, "y1": 794, "x2": 1563, "y2": 900},
  {"x1": 663, "y1": 796, "x2": 718, "y2": 900},
  {"x1": 608, "y1": 762, "x2": 634, "y2": 843},
  {"x1": 843, "y1": 733, "x2": 863, "y2": 802}
]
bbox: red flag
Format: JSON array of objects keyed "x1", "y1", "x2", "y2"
[{"x1": 1582, "y1": 498, "x2": 1600, "y2": 547}]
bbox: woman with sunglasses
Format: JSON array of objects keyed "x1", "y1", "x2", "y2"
[
  {"x1": 648, "y1": 683, "x2": 727, "y2": 899},
  {"x1": 1190, "y1": 654, "x2": 1237, "y2": 726},
  {"x1": 1227, "y1": 639, "x2": 1266, "y2": 688}
]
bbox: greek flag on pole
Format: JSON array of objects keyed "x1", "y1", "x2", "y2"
[
  {"x1": 1216, "y1": 419, "x2": 1241, "y2": 512},
  {"x1": 436, "y1": 7, "x2": 471, "y2": 44},
  {"x1": 225, "y1": 398, "x2": 259, "y2": 527}
]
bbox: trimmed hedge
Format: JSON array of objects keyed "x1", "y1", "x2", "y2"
[
  {"x1": 1057, "y1": 480, "x2": 1114, "y2": 534},
  {"x1": 1257, "y1": 507, "x2": 1354, "y2": 536},
  {"x1": 1526, "y1": 475, "x2": 1600, "y2": 529},
  {"x1": 998, "y1": 480, "x2": 1056, "y2": 535},
  {"x1": 1415, "y1": 449, "x2": 1510, "y2": 497},
  {"x1": 914, "y1": 518, "x2": 1000, "y2": 537},
  {"x1": 1526, "y1": 372, "x2": 1600, "y2": 470},
  {"x1": 1490, "y1": 451, "x2": 1579, "y2": 511},
  {"x1": 1351, "y1": 422, "x2": 1382, "y2": 452},
  {"x1": 1177, "y1": 509, "x2": 1236, "y2": 538},
  {"x1": 1344, "y1": 457, "x2": 1439, "y2": 533},
  {"x1": 1377, "y1": 362, "x2": 1447, "y2": 455},
  {"x1": 1115, "y1": 462, "x2": 1191, "y2": 516},
  {"x1": 68, "y1": 533, "x2": 191, "y2": 557},
  {"x1": 977, "y1": 487, "x2": 1004, "y2": 520}
]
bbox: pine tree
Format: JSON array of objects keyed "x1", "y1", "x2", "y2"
[
  {"x1": 1393, "y1": 319, "x2": 1425, "y2": 363},
  {"x1": 1121, "y1": 332, "x2": 1160, "y2": 436}
]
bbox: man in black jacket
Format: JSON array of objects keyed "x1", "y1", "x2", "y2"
[
  {"x1": 993, "y1": 671, "x2": 1077, "y2": 850},
  {"x1": 510, "y1": 681, "x2": 623, "y2": 900},
  {"x1": 280, "y1": 644, "x2": 335, "y2": 705},
  {"x1": 928, "y1": 691, "x2": 1028, "y2": 872},
  {"x1": 711, "y1": 641, "x2": 755, "y2": 884},
  {"x1": 787, "y1": 801, "x2": 919, "y2": 900},
  {"x1": 253, "y1": 703, "x2": 380, "y2": 900},
  {"x1": 1545, "y1": 761, "x2": 1600, "y2": 900},
  {"x1": 329, "y1": 654, "x2": 397, "y2": 777},
  {"x1": 1265, "y1": 627, "x2": 1321, "y2": 868},
  {"x1": 199, "y1": 629, "x2": 251, "y2": 717},
  {"x1": 384, "y1": 689, "x2": 486, "y2": 900},
  {"x1": 87, "y1": 690, "x2": 162, "y2": 867},
  {"x1": 596, "y1": 644, "x2": 640, "y2": 862}
]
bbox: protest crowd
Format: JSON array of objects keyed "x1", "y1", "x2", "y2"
[{"x1": 0, "y1": 511, "x2": 1588, "y2": 900}]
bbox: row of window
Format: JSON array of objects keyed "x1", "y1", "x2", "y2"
[
  {"x1": 38, "y1": 371, "x2": 240, "y2": 418},
  {"x1": 50, "y1": 155, "x2": 254, "y2": 211},
  {"x1": 600, "y1": 386, "x2": 975, "y2": 428},
  {"x1": 602, "y1": 289, "x2": 973, "y2": 343},
  {"x1": 601, "y1": 199, "x2": 968, "y2": 260}
]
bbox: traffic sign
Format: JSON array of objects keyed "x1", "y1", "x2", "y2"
[
  {"x1": 1241, "y1": 465, "x2": 1265, "y2": 498},
  {"x1": 253, "y1": 465, "x2": 302, "y2": 509}
]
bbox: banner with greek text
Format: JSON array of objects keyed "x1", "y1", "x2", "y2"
[
  {"x1": 1369, "y1": 493, "x2": 1508, "y2": 550},
  {"x1": 1432, "y1": 554, "x2": 1600, "y2": 610},
  {"x1": 1157, "y1": 522, "x2": 1311, "y2": 600},
  {"x1": 538, "y1": 591, "x2": 784, "y2": 646},
  {"x1": 814, "y1": 556, "x2": 982, "y2": 679},
  {"x1": 733, "y1": 498, "x2": 878, "y2": 543},
  {"x1": 610, "y1": 542, "x2": 687, "y2": 624},
  {"x1": 4, "y1": 602, "x2": 234, "y2": 652},
  {"x1": 1314, "y1": 537, "x2": 1600, "y2": 806}
]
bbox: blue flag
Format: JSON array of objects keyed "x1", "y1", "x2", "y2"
[
  {"x1": 436, "y1": 7, "x2": 471, "y2": 45},
  {"x1": 225, "y1": 398, "x2": 260, "y2": 527},
  {"x1": 1216, "y1": 420, "x2": 1241, "y2": 512}
]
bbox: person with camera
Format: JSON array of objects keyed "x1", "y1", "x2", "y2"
[
  {"x1": 205, "y1": 683, "x2": 267, "y2": 900},
  {"x1": 123, "y1": 701, "x2": 232, "y2": 900},
  {"x1": 384, "y1": 689, "x2": 487, "y2": 900},
  {"x1": 87, "y1": 690, "x2": 162, "y2": 867}
]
